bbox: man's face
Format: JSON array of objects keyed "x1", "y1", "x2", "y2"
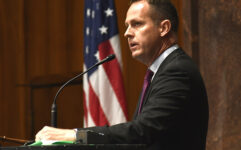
[{"x1": 124, "y1": 1, "x2": 162, "y2": 66}]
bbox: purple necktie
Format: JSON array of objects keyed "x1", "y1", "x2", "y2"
[{"x1": 138, "y1": 69, "x2": 154, "y2": 114}]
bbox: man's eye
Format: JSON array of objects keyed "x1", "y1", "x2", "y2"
[{"x1": 133, "y1": 22, "x2": 142, "y2": 27}]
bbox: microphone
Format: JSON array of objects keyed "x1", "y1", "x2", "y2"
[{"x1": 51, "y1": 54, "x2": 116, "y2": 127}]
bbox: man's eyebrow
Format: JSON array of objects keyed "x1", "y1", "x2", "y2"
[{"x1": 124, "y1": 20, "x2": 130, "y2": 27}]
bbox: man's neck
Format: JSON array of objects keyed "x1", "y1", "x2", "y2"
[
  {"x1": 160, "y1": 32, "x2": 178, "y2": 53},
  {"x1": 147, "y1": 32, "x2": 177, "y2": 67}
]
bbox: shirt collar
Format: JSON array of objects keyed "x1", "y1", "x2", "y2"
[{"x1": 149, "y1": 44, "x2": 179, "y2": 79}]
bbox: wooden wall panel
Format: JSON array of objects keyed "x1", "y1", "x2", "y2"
[
  {"x1": 199, "y1": 1, "x2": 241, "y2": 150},
  {"x1": 25, "y1": 0, "x2": 83, "y2": 78},
  {"x1": 181, "y1": 0, "x2": 241, "y2": 149},
  {"x1": 15, "y1": 0, "x2": 29, "y2": 139},
  {"x1": 23, "y1": 0, "x2": 84, "y2": 138},
  {"x1": 65, "y1": 0, "x2": 83, "y2": 71},
  {"x1": 0, "y1": 0, "x2": 26, "y2": 145},
  {"x1": 0, "y1": 0, "x2": 85, "y2": 145},
  {"x1": 25, "y1": 0, "x2": 49, "y2": 77}
]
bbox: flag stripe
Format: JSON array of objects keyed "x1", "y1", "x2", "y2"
[
  {"x1": 83, "y1": 65, "x2": 96, "y2": 127},
  {"x1": 89, "y1": 82, "x2": 110, "y2": 126},
  {"x1": 89, "y1": 64, "x2": 127, "y2": 124},
  {"x1": 109, "y1": 35, "x2": 123, "y2": 69},
  {"x1": 83, "y1": 65, "x2": 89, "y2": 127},
  {"x1": 99, "y1": 41, "x2": 128, "y2": 119},
  {"x1": 83, "y1": 92, "x2": 88, "y2": 126}
]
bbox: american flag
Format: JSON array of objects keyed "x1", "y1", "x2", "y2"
[{"x1": 83, "y1": 0, "x2": 128, "y2": 127}]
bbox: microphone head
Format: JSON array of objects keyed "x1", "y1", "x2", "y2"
[
  {"x1": 106, "y1": 54, "x2": 115, "y2": 61},
  {"x1": 98, "y1": 54, "x2": 116, "y2": 65}
]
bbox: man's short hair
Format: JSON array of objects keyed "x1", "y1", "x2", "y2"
[{"x1": 130, "y1": 0, "x2": 179, "y2": 32}]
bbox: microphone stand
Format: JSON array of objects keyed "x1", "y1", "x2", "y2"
[{"x1": 51, "y1": 54, "x2": 115, "y2": 127}]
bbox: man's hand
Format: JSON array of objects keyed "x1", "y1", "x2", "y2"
[{"x1": 35, "y1": 126, "x2": 76, "y2": 141}]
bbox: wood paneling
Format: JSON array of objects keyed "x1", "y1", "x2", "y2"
[
  {"x1": 199, "y1": 1, "x2": 241, "y2": 150},
  {"x1": 23, "y1": 0, "x2": 84, "y2": 138},
  {"x1": 0, "y1": 0, "x2": 85, "y2": 145},
  {"x1": 25, "y1": 0, "x2": 83, "y2": 77},
  {"x1": 0, "y1": 0, "x2": 25, "y2": 141}
]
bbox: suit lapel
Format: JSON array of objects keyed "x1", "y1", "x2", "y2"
[{"x1": 141, "y1": 48, "x2": 184, "y2": 109}]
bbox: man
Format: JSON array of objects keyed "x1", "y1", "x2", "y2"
[{"x1": 36, "y1": 0, "x2": 209, "y2": 149}]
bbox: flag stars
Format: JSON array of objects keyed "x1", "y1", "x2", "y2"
[
  {"x1": 85, "y1": 46, "x2": 89, "y2": 54},
  {"x1": 86, "y1": 27, "x2": 90, "y2": 36},
  {"x1": 99, "y1": 25, "x2": 108, "y2": 35},
  {"x1": 95, "y1": 51, "x2": 100, "y2": 61},
  {"x1": 86, "y1": 8, "x2": 91, "y2": 17},
  {"x1": 92, "y1": 10, "x2": 95, "y2": 19},
  {"x1": 86, "y1": 8, "x2": 95, "y2": 19},
  {"x1": 105, "y1": 8, "x2": 114, "y2": 17}
]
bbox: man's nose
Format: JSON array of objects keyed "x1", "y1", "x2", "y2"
[{"x1": 124, "y1": 26, "x2": 133, "y2": 38}]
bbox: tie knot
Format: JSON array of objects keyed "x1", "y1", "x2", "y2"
[{"x1": 144, "y1": 69, "x2": 154, "y2": 81}]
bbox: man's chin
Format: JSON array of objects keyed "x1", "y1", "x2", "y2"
[
  {"x1": 131, "y1": 53, "x2": 144, "y2": 63},
  {"x1": 131, "y1": 53, "x2": 139, "y2": 60},
  {"x1": 131, "y1": 51, "x2": 141, "y2": 58}
]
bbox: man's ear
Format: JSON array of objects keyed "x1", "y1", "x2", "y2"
[{"x1": 159, "y1": 19, "x2": 171, "y2": 37}]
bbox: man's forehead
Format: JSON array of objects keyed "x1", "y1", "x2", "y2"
[
  {"x1": 125, "y1": 1, "x2": 149, "y2": 22},
  {"x1": 128, "y1": 1, "x2": 147, "y2": 14}
]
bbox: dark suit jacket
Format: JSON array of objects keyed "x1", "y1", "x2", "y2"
[{"x1": 82, "y1": 48, "x2": 209, "y2": 150}]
